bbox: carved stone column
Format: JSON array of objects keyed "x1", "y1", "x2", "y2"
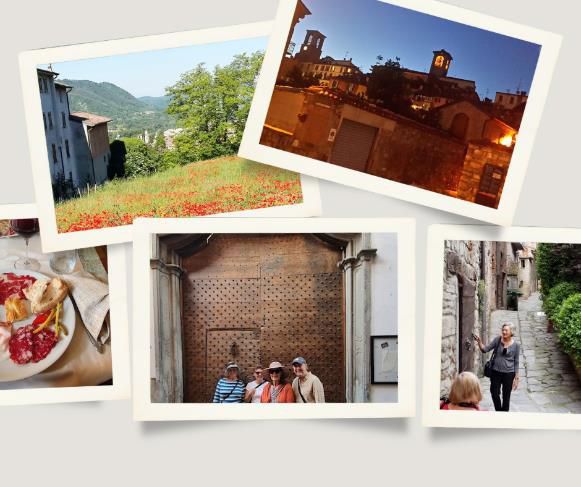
[
  {"x1": 150, "y1": 239, "x2": 185, "y2": 403},
  {"x1": 339, "y1": 233, "x2": 377, "y2": 403}
]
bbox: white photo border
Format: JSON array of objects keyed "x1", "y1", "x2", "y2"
[
  {"x1": 0, "y1": 205, "x2": 131, "y2": 406},
  {"x1": 423, "y1": 224, "x2": 581, "y2": 430},
  {"x1": 239, "y1": 0, "x2": 562, "y2": 226},
  {"x1": 18, "y1": 21, "x2": 322, "y2": 254},
  {"x1": 132, "y1": 217, "x2": 416, "y2": 421}
]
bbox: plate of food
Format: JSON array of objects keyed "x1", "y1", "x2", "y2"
[{"x1": 0, "y1": 270, "x2": 75, "y2": 382}]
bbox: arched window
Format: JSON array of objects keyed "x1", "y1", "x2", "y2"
[
  {"x1": 434, "y1": 55, "x2": 444, "y2": 67},
  {"x1": 450, "y1": 113, "x2": 469, "y2": 140}
]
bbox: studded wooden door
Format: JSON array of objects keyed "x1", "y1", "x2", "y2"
[{"x1": 181, "y1": 234, "x2": 345, "y2": 403}]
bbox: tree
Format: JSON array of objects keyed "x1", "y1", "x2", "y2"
[
  {"x1": 166, "y1": 51, "x2": 264, "y2": 163},
  {"x1": 537, "y1": 243, "x2": 581, "y2": 293},
  {"x1": 367, "y1": 57, "x2": 413, "y2": 115},
  {"x1": 153, "y1": 132, "x2": 166, "y2": 153},
  {"x1": 285, "y1": 65, "x2": 319, "y2": 88},
  {"x1": 122, "y1": 137, "x2": 162, "y2": 178}
]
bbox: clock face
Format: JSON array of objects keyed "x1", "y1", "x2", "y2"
[{"x1": 434, "y1": 55, "x2": 444, "y2": 68}]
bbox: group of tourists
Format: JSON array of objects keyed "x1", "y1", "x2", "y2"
[
  {"x1": 442, "y1": 322, "x2": 521, "y2": 412},
  {"x1": 212, "y1": 357, "x2": 326, "y2": 403}
]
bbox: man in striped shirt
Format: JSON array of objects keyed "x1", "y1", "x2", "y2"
[{"x1": 212, "y1": 363, "x2": 246, "y2": 403}]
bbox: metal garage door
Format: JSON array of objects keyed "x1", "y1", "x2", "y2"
[
  {"x1": 330, "y1": 118, "x2": 378, "y2": 172},
  {"x1": 181, "y1": 234, "x2": 346, "y2": 403}
]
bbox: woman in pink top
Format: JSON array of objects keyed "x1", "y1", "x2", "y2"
[{"x1": 440, "y1": 371, "x2": 484, "y2": 411}]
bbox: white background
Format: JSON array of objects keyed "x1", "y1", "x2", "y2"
[{"x1": 0, "y1": 0, "x2": 579, "y2": 485}]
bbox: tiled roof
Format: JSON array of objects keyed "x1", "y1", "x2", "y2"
[{"x1": 70, "y1": 111, "x2": 112, "y2": 126}]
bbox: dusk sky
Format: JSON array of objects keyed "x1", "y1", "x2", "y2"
[
  {"x1": 42, "y1": 36, "x2": 267, "y2": 98},
  {"x1": 293, "y1": 0, "x2": 541, "y2": 99}
]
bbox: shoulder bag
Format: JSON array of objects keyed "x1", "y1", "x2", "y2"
[
  {"x1": 297, "y1": 379, "x2": 308, "y2": 403},
  {"x1": 484, "y1": 337, "x2": 501, "y2": 378}
]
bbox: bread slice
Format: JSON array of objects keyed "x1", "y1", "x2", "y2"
[{"x1": 24, "y1": 278, "x2": 68, "y2": 314}]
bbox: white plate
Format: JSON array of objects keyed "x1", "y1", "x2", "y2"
[{"x1": 0, "y1": 269, "x2": 75, "y2": 382}]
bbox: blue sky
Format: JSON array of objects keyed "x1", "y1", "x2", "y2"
[
  {"x1": 293, "y1": 0, "x2": 541, "y2": 99},
  {"x1": 41, "y1": 37, "x2": 267, "y2": 98}
]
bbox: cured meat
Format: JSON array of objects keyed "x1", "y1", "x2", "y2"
[
  {"x1": 0, "y1": 273, "x2": 37, "y2": 303},
  {"x1": 8, "y1": 325, "x2": 33, "y2": 365},
  {"x1": 32, "y1": 327, "x2": 58, "y2": 362},
  {"x1": 0, "y1": 321, "x2": 11, "y2": 361},
  {"x1": 8, "y1": 323, "x2": 58, "y2": 365}
]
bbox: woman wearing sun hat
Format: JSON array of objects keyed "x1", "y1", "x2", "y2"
[
  {"x1": 212, "y1": 362, "x2": 246, "y2": 403},
  {"x1": 260, "y1": 361, "x2": 295, "y2": 403}
]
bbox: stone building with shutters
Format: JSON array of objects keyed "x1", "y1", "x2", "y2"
[
  {"x1": 149, "y1": 232, "x2": 399, "y2": 404},
  {"x1": 440, "y1": 240, "x2": 523, "y2": 396},
  {"x1": 37, "y1": 68, "x2": 111, "y2": 193}
]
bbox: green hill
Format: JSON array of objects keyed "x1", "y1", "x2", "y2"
[
  {"x1": 59, "y1": 79, "x2": 176, "y2": 138},
  {"x1": 138, "y1": 95, "x2": 171, "y2": 111}
]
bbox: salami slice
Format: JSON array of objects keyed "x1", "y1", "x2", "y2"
[
  {"x1": 8, "y1": 323, "x2": 58, "y2": 365},
  {"x1": 0, "y1": 273, "x2": 37, "y2": 303},
  {"x1": 32, "y1": 328, "x2": 58, "y2": 363},
  {"x1": 8, "y1": 325, "x2": 34, "y2": 365}
]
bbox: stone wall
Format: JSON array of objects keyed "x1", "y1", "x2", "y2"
[
  {"x1": 367, "y1": 118, "x2": 466, "y2": 193},
  {"x1": 457, "y1": 141, "x2": 513, "y2": 208},
  {"x1": 441, "y1": 240, "x2": 485, "y2": 397},
  {"x1": 262, "y1": 87, "x2": 467, "y2": 195}
]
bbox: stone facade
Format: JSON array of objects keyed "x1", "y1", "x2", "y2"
[
  {"x1": 518, "y1": 243, "x2": 538, "y2": 298},
  {"x1": 441, "y1": 240, "x2": 484, "y2": 396},
  {"x1": 456, "y1": 142, "x2": 513, "y2": 208},
  {"x1": 437, "y1": 100, "x2": 516, "y2": 144},
  {"x1": 262, "y1": 87, "x2": 467, "y2": 196}
]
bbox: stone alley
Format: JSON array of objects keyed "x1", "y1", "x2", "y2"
[{"x1": 479, "y1": 292, "x2": 581, "y2": 413}]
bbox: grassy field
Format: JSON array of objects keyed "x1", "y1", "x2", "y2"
[{"x1": 55, "y1": 156, "x2": 303, "y2": 233}]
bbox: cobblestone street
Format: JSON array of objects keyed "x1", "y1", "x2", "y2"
[{"x1": 479, "y1": 292, "x2": 581, "y2": 413}]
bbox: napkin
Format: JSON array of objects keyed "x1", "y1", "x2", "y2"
[{"x1": 63, "y1": 271, "x2": 110, "y2": 345}]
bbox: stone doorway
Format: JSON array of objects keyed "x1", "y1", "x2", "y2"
[
  {"x1": 180, "y1": 234, "x2": 346, "y2": 403},
  {"x1": 458, "y1": 279, "x2": 476, "y2": 372}
]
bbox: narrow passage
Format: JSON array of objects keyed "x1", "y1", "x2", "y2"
[{"x1": 479, "y1": 292, "x2": 581, "y2": 413}]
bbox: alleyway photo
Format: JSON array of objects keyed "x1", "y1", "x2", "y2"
[{"x1": 440, "y1": 240, "x2": 581, "y2": 414}]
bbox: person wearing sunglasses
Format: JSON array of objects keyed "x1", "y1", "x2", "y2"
[
  {"x1": 474, "y1": 322, "x2": 521, "y2": 412},
  {"x1": 260, "y1": 361, "x2": 295, "y2": 403},
  {"x1": 212, "y1": 362, "x2": 246, "y2": 403},
  {"x1": 244, "y1": 366, "x2": 267, "y2": 403},
  {"x1": 291, "y1": 356, "x2": 325, "y2": 403}
]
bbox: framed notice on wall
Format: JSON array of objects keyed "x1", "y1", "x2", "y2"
[{"x1": 371, "y1": 335, "x2": 398, "y2": 384}]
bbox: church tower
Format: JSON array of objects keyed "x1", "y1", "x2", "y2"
[
  {"x1": 295, "y1": 30, "x2": 326, "y2": 62},
  {"x1": 429, "y1": 49, "x2": 453, "y2": 78}
]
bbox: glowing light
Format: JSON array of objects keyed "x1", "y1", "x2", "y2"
[{"x1": 499, "y1": 134, "x2": 514, "y2": 147}]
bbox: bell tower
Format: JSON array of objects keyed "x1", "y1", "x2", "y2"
[
  {"x1": 429, "y1": 49, "x2": 453, "y2": 78},
  {"x1": 295, "y1": 30, "x2": 326, "y2": 62}
]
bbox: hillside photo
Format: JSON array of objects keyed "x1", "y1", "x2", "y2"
[{"x1": 37, "y1": 37, "x2": 304, "y2": 234}]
